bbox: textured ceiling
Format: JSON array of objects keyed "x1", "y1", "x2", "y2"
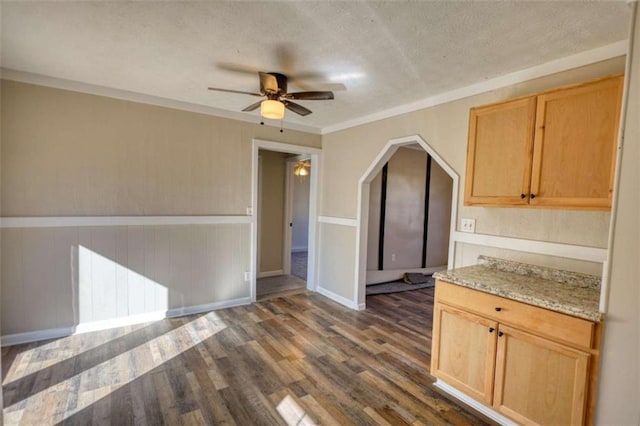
[{"x1": 1, "y1": 1, "x2": 631, "y2": 131}]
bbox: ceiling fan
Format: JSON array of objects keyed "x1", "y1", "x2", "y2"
[{"x1": 208, "y1": 72, "x2": 334, "y2": 120}]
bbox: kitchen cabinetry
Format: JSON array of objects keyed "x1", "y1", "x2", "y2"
[
  {"x1": 464, "y1": 74, "x2": 623, "y2": 210},
  {"x1": 431, "y1": 303, "x2": 497, "y2": 405},
  {"x1": 431, "y1": 280, "x2": 598, "y2": 425}
]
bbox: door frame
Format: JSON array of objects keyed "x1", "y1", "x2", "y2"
[
  {"x1": 354, "y1": 135, "x2": 459, "y2": 308},
  {"x1": 251, "y1": 139, "x2": 321, "y2": 302}
]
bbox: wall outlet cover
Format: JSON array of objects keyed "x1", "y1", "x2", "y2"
[{"x1": 461, "y1": 218, "x2": 476, "y2": 233}]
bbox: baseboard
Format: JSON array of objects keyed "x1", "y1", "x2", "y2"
[
  {"x1": 166, "y1": 297, "x2": 251, "y2": 317},
  {"x1": 1, "y1": 326, "x2": 74, "y2": 347},
  {"x1": 1, "y1": 296, "x2": 252, "y2": 347},
  {"x1": 258, "y1": 269, "x2": 284, "y2": 278},
  {"x1": 433, "y1": 380, "x2": 516, "y2": 426},
  {"x1": 316, "y1": 286, "x2": 360, "y2": 310},
  {"x1": 366, "y1": 265, "x2": 446, "y2": 285}
]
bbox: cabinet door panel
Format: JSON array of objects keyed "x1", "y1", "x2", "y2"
[
  {"x1": 465, "y1": 97, "x2": 536, "y2": 206},
  {"x1": 530, "y1": 75, "x2": 623, "y2": 209},
  {"x1": 494, "y1": 325, "x2": 590, "y2": 426},
  {"x1": 431, "y1": 303, "x2": 497, "y2": 405}
]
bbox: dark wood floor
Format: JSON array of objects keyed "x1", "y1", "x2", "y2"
[{"x1": 1, "y1": 288, "x2": 490, "y2": 425}]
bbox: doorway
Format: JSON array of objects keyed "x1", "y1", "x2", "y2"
[
  {"x1": 354, "y1": 135, "x2": 459, "y2": 308},
  {"x1": 251, "y1": 140, "x2": 321, "y2": 302},
  {"x1": 365, "y1": 145, "x2": 452, "y2": 289},
  {"x1": 284, "y1": 155, "x2": 311, "y2": 281}
]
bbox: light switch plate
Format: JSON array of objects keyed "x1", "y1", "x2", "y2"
[{"x1": 461, "y1": 218, "x2": 476, "y2": 233}]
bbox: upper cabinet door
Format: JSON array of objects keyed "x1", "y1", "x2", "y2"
[
  {"x1": 530, "y1": 75, "x2": 623, "y2": 209},
  {"x1": 465, "y1": 97, "x2": 537, "y2": 206}
]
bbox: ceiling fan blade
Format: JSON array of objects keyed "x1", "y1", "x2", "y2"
[
  {"x1": 208, "y1": 87, "x2": 262, "y2": 96},
  {"x1": 284, "y1": 101, "x2": 312, "y2": 116},
  {"x1": 312, "y1": 82, "x2": 347, "y2": 92},
  {"x1": 285, "y1": 91, "x2": 334, "y2": 100},
  {"x1": 289, "y1": 74, "x2": 348, "y2": 92},
  {"x1": 217, "y1": 62, "x2": 262, "y2": 76},
  {"x1": 242, "y1": 100, "x2": 263, "y2": 112},
  {"x1": 259, "y1": 72, "x2": 279, "y2": 94}
]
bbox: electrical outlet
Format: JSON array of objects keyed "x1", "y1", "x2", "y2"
[
  {"x1": 391, "y1": 253, "x2": 396, "y2": 262},
  {"x1": 461, "y1": 218, "x2": 476, "y2": 233},
  {"x1": 244, "y1": 271, "x2": 251, "y2": 281}
]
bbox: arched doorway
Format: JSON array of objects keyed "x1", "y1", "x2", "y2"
[{"x1": 354, "y1": 135, "x2": 459, "y2": 308}]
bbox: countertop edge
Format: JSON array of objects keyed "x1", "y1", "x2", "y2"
[{"x1": 433, "y1": 271, "x2": 603, "y2": 323}]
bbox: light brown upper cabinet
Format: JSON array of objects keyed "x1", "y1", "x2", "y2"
[{"x1": 465, "y1": 74, "x2": 623, "y2": 210}]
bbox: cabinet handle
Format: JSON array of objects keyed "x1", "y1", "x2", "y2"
[
  {"x1": 489, "y1": 327, "x2": 495, "y2": 333},
  {"x1": 530, "y1": 194, "x2": 536, "y2": 199},
  {"x1": 520, "y1": 193, "x2": 526, "y2": 199},
  {"x1": 498, "y1": 331, "x2": 504, "y2": 337},
  {"x1": 495, "y1": 307, "x2": 502, "y2": 312}
]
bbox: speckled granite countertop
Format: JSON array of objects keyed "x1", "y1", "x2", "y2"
[{"x1": 433, "y1": 256, "x2": 602, "y2": 322}]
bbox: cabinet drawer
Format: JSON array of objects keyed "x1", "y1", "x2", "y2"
[{"x1": 435, "y1": 280, "x2": 594, "y2": 349}]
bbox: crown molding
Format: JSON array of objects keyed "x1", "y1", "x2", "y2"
[
  {"x1": 321, "y1": 40, "x2": 628, "y2": 135},
  {"x1": 0, "y1": 68, "x2": 323, "y2": 135}
]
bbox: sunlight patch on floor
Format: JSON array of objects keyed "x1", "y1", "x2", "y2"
[
  {"x1": 2, "y1": 322, "x2": 155, "y2": 386},
  {"x1": 2, "y1": 312, "x2": 227, "y2": 425},
  {"x1": 277, "y1": 394, "x2": 317, "y2": 426}
]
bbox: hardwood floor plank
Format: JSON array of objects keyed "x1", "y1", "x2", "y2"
[{"x1": 2, "y1": 288, "x2": 493, "y2": 425}]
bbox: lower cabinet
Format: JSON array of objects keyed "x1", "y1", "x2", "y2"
[
  {"x1": 493, "y1": 325, "x2": 590, "y2": 426},
  {"x1": 431, "y1": 303, "x2": 497, "y2": 405},
  {"x1": 431, "y1": 281, "x2": 596, "y2": 426}
]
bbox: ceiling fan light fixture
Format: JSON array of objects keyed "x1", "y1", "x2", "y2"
[
  {"x1": 261, "y1": 99, "x2": 285, "y2": 120},
  {"x1": 294, "y1": 160, "x2": 310, "y2": 176}
]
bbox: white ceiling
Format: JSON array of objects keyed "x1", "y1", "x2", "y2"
[{"x1": 1, "y1": 1, "x2": 631, "y2": 133}]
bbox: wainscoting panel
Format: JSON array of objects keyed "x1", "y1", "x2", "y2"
[{"x1": 1, "y1": 223, "x2": 251, "y2": 337}]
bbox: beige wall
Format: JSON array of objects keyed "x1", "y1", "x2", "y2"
[
  {"x1": 318, "y1": 57, "x2": 625, "y2": 301},
  {"x1": 426, "y1": 160, "x2": 452, "y2": 268},
  {"x1": 1, "y1": 80, "x2": 321, "y2": 216},
  {"x1": 317, "y1": 222, "x2": 356, "y2": 299},
  {"x1": 597, "y1": 5, "x2": 640, "y2": 424},
  {"x1": 258, "y1": 150, "x2": 287, "y2": 273},
  {"x1": 0, "y1": 80, "x2": 321, "y2": 337}
]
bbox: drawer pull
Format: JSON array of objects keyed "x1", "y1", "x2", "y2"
[
  {"x1": 488, "y1": 327, "x2": 495, "y2": 333},
  {"x1": 498, "y1": 331, "x2": 504, "y2": 337},
  {"x1": 495, "y1": 307, "x2": 502, "y2": 312}
]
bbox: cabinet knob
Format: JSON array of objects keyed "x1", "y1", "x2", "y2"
[
  {"x1": 520, "y1": 193, "x2": 526, "y2": 199},
  {"x1": 495, "y1": 307, "x2": 502, "y2": 312},
  {"x1": 489, "y1": 327, "x2": 495, "y2": 333},
  {"x1": 498, "y1": 331, "x2": 504, "y2": 337},
  {"x1": 530, "y1": 194, "x2": 536, "y2": 199}
]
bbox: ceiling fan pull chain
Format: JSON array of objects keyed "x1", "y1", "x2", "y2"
[{"x1": 280, "y1": 120, "x2": 284, "y2": 133}]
